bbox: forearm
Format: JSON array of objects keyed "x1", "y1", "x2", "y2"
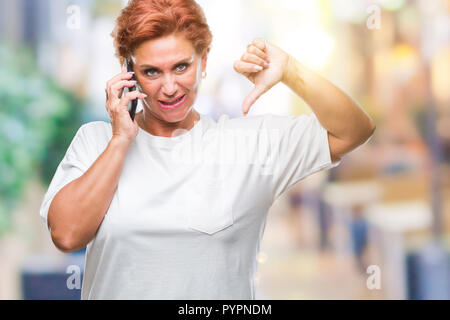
[
  {"x1": 49, "y1": 137, "x2": 131, "y2": 252},
  {"x1": 282, "y1": 55, "x2": 376, "y2": 142}
]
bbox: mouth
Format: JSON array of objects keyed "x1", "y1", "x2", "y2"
[{"x1": 158, "y1": 94, "x2": 187, "y2": 110}]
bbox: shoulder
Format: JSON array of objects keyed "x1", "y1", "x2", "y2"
[
  {"x1": 80, "y1": 120, "x2": 111, "y2": 133},
  {"x1": 79, "y1": 121, "x2": 111, "y2": 137},
  {"x1": 75, "y1": 120, "x2": 112, "y2": 149}
]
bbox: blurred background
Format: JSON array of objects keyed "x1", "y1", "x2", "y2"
[{"x1": 0, "y1": 0, "x2": 449, "y2": 299}]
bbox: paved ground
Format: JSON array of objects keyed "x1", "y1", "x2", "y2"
[{"x1": 254, "y1": 196, "x2": 386, "y2": 300}]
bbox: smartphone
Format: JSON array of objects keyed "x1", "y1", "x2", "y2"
[{"x1": 124, "y1": 59, "x2": 138, "y2": 121}]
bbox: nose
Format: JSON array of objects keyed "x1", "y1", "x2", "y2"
[{"x1": 161, "y1": 74, "x2": 178, "y2": 97}]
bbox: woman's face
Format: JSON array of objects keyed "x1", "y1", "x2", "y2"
[{"x1": 132, "y1": 33, "x2": 207, "y2": 123}]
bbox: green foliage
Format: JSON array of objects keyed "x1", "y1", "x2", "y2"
[{"x1": 0, "y1": 43, "x2": 83, "y2": 236}]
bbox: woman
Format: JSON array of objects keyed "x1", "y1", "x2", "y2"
[{"x1": 40, "y1": 0, "x2": 375, "y2": 299}]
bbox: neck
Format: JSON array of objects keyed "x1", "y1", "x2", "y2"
[{"x1": 137, "y1": 109, "x2": 200, "y2": 138}]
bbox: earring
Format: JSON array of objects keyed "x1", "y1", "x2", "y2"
[{"x1": 202, "y1": 71, "x2": 207, "y2": 79}]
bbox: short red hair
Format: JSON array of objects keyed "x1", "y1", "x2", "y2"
[{"x1": 111, "y1": 0, "x2": 213, "y2": 64}]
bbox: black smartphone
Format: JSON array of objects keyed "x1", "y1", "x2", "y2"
[{"x1": 124, "y1": 59, "x2": 138, "y2": 121}]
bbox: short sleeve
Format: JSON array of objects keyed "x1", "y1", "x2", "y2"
[
  {"x1": 268, "y1": 113, "x2": 341, "y2": 200},
  {"x1": 39, "y1": 123, "x2": 102, "y2": 231}
]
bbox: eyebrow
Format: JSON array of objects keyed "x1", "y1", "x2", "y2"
[{"x1": 139, "y1": 57, "x2": 193, "y2": 70}]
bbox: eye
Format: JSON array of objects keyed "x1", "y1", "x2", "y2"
[
  {"x1": 145, "y1": 69, "x2": 158, "y2": 77},
  {"x1": 176, "y1": 63, "x2": 189, "y2": 72},
  {"x1": 144, "y1": 63, "x2": 189, "y2": 77}
]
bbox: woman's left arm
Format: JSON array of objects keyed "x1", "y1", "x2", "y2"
[
  {"x1": 234, "y1": 37, "x2": 376, "y2": 163},
  {"x1": 282, "y1": 56, "x2": 376, "y2": 162}
]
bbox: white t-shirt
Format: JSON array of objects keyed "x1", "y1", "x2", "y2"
[{"x1": 39, "y1": 112, "x2": 341, "y2": 299}]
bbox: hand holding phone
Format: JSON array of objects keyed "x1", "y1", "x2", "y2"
[
  {"x1": 104, "y1": 61, "x2": 145, "y2": 145},
  {"x1": 124, "y1": 60, "x2": 138, "y2": 121}
]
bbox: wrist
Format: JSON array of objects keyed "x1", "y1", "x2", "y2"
[
  {"x1": 281, "y1": 55, "x2": 306, "y2": 96},
  {"x1": 281, "y1": 54, "x2": 295, "y2": 86},
  {"x1": 110, "y1": 135, "x2": 133, "y2": 152}
]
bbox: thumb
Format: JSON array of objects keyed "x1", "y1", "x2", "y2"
[{"x1": 242, "y1": 85, "x2": 268, "y2": 116}]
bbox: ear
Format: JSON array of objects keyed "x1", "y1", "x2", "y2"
[{"x1": 201, "y1": 50, "x2": 208, "y2": 73}]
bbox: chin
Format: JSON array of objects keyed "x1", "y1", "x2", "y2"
[{"x1": 156, "y1": 102, "x2": 194, "y2": 123}]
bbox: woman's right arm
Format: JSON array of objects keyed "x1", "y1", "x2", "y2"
[
  {"x1": 48, "y1": 136, "x2": 131, "y2": 253},
  {"x1": 47, "y1": 63, "x2": 146, "y2": 253}
]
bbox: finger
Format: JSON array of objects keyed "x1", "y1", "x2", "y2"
[
  {"x1": 110, "y1": 80, "x2": 138, "y2": 99},
  {"x1": 241, "y1": 53, "x2": 269, "y2": 69},
  {"x1": 118, "y1": 90, "x2": 147, "y2": 109},
  {"x1": 242, "y1": 85, "x2": 269, "y2": 116},
  {"x1": 106, "y1": 71, "x2": 135, "y2": 93},
  {"x1": 250, "y1": 38, "x2": 267, "y2": 53},
  {"x1": 106, "y1": 72, "x2": 135, "y2": 103},
  {"x1": 233, "y1": 60, "x2": 264, "y2": 75},
  {"x1": 247, "y1": 45, "x2": 270, "y2": 63}
]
